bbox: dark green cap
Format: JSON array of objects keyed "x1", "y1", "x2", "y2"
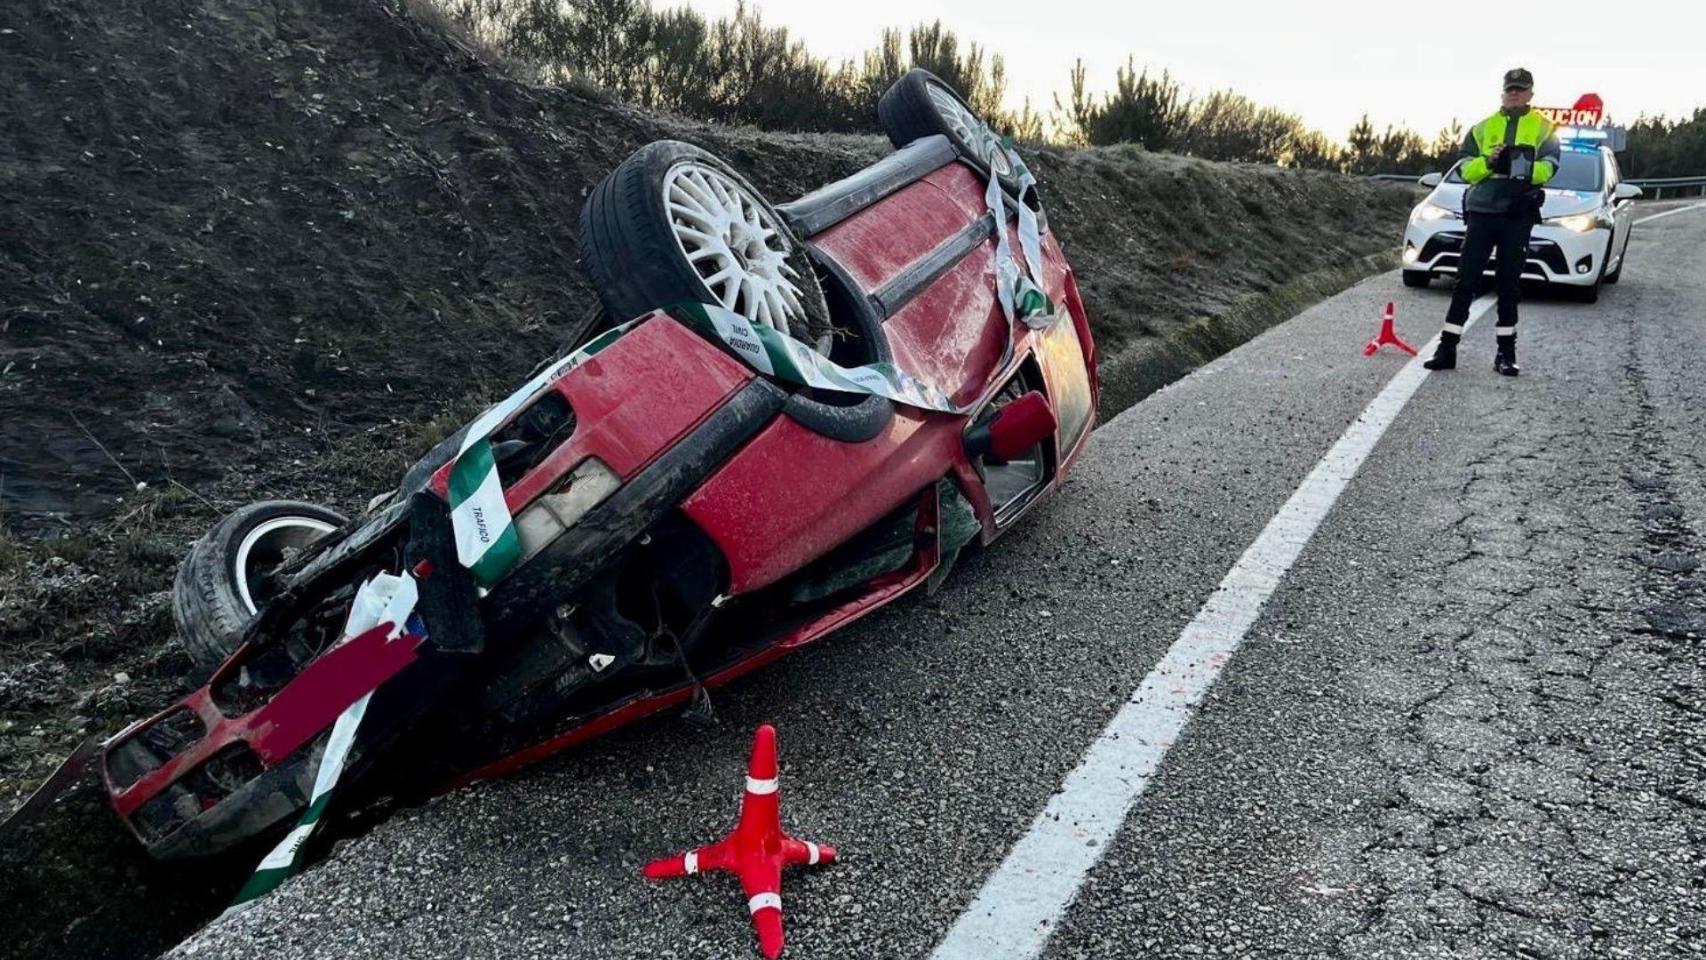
[{"x1": 1503, "y1": 67, "x2": 1534, "y2": 90}]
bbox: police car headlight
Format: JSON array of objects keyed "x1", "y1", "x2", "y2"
[
  {"x1": 1546, "y1": 213, "x2": 1598, "y2": 233},
  {"x1": 1410, "y1": 201, "x2": 1458, "y2": 224}
]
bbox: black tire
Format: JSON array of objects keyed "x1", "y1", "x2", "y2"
[
  {"x1": 578, "y1": 140, "x2": 831, "y2": 347},
  {"x1": 1401, "y1": 271, "x2": 1430, "y2": 288},
  {"x1": 1569, "y1": 280, "x2": 1601, "y2": 304},
  {"x1": 878, "y1": 69, "x2": 1018, "y2": 191},
  {"x1": 173, "y1": 501, "x2": 346, "y2": 673}
]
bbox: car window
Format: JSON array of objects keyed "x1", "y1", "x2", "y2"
[
  {"x1": 1445, "y1": 149, "x2": 1603, "y2": 192},
  {"x1": 1603, "y1": 150, "x2": 1620, "y2": 188}
]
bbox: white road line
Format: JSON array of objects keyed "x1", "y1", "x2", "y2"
[
  {"x1": 930, "y1": 295, "x2": 1497, "y2": 960},
  {"x1": 1636, "y1": 202, "x2": 1706, "y2": 225}
]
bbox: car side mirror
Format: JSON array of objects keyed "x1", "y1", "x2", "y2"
[
  {"x1": 1418, "y1": 172, "x2": 1443, "y2": 188},
  {"x1": 1614, "y1": 182, "x2": 1643, "y2": 200},
  {"x1": 964, "y1": 391, "x2": 1056, "y2": 462}
]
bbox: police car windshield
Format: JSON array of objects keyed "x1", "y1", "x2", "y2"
[{"x1": 1446, "y1": 148, "x2": 1604, "y2": 192}]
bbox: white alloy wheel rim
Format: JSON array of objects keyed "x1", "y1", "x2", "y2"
[
  {"x1": 663, "y1": 161, "x2": 817, "y2": 347},
  {"x1": 233, "y1": 516, "x2": 336, "y2": 614},
  {"x1": 927, "y1": 82, "x2": 1012, "y2": 177}
]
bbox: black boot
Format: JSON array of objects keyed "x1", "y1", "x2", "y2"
[
  {"x1": 1494, "y1": 337, "x2": 1520, "y2": 377},
  {"x1": 1423, "y1": 339, "x2": 1457, "y2": 371}
]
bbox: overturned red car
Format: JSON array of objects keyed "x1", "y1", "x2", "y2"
[{"x1": 99, "y1": 70, "x2": 1099, "y2": 859}]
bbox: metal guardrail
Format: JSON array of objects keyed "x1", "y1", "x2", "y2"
[
  {"x1": 1369, "y1": 172, "x2": 1706, "y2": 198},
  {"x1": 1626, "y1": 176, "x2": 1706, "y2": 199}
]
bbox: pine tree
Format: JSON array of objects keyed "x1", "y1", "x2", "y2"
[{"x1": 1343, "y1": 114, "x2": 1379, "y2": 174}]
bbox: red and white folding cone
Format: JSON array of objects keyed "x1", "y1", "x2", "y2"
[
  {"x1": 643, "y1": 724, "x2": 837, "y2": 959},
  {"x1": 1363, "y1": 301, "x2": 1418, "y2": 357}
]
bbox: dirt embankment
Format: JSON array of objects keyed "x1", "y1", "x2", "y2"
[{"x1": 0, "y1": 0, "x2": 1412, "y2": 956}]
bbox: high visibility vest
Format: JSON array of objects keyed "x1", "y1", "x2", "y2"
[{"x1": 1462, "y1": 110, "x2": 1558, "y2": 186}]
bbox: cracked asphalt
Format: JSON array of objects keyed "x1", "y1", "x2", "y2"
[{"x1": 178, "y1": 206, "x2": 1706, "y2": 959}]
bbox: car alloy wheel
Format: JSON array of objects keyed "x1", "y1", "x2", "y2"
[
  {"x1": 926, "y1": 82, "x2": 1013, "y2": 177},
  {"x1": 663, "y1": 161, "x2": 819, "y2": 348}
]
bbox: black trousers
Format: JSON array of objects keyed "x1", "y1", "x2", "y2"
[{"x1": 1442, "y1": 210, "x2": 1532, "y2": 345}]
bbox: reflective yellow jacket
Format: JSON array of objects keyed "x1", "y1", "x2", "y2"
[{"x1": 1459, "y1": 107, "x2": 1562, "y2": 214}]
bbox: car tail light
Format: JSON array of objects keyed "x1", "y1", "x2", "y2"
[{"x1": 513, "y1": 458, "x2": 622, "y2": 563}]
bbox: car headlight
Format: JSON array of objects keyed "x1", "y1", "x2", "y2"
[
  {"x1": 1410, "y1": 201, "x2": 1458, "y2": 224},
  {"x1": 1546, "y1": 209, "x2": 1616, "y2": 233},
  {"x1": 1545, "y1": 213, "x2": 1599, "y2": 233}
]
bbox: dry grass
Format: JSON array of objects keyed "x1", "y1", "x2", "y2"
[
  {"x1": 398, "y1": 0, "x2": 530, "y2": 80},
  {"x1": 0, "y1": 527, "x2": 20, "y2": 580},
  {"x1": 1094, "y1": 250, "x2": 1401, "y2": 414}
]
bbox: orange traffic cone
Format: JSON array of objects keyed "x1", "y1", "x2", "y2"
[
  {"x1": 644, "y1": 725, "x2": 837, "y2": 958},
  {"x1": 1364, "y1": 302, "x2": 1417, "y2": 357}
]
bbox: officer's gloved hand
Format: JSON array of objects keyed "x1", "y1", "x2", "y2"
[{"x1": 1489, "y1": 145, "x2": 1512, "y2": 175}]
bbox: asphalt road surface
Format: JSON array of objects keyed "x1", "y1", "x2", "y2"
[{"x1": 178, "y1": 204, "x2": 1706, "y2": 959}]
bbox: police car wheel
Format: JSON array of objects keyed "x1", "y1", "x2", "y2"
[{"x1": 1402, "y1": 271, "x2": 1430, "y2": 288}]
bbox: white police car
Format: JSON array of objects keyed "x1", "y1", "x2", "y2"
[{"x1": 1401, "y1": 130, "x2": 1642, "y2": 302}]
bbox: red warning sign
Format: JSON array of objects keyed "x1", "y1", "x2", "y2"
[{"x1": 1536, "y1": 93, "x2": 1604, "y2": 127}]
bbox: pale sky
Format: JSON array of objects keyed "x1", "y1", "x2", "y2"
[{"x1": 680, "y1": 0, "x2": 1701, "y2": 141}]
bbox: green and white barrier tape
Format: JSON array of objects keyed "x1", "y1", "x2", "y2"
[
  {"x1": 449, "y1": 322, "x2": 633, "y2": 589},
  {"x1": 222, "y1": 572, "x2": 419, "y2": 918},
  {"x1": 977, "y1": 130, "x2": 1055, "y2": 331},
  {"x1": 668, "y1": 301, "x2": 969, "y2": 413}
]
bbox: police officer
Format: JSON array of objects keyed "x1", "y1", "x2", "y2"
[{"x1": 1423, "y1": 67, "x2": 1561, "y2": 376}]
